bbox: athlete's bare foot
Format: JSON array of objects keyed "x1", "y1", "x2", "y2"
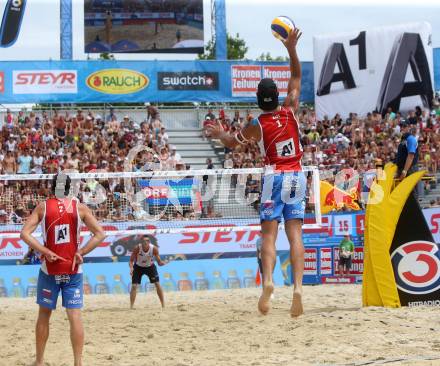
[
  {"x1": 258, "y1": 282, "x2": 274, "y2": 315},
  {"x1": 290, "y1": 290, "x2": 304, "y2": 317}
]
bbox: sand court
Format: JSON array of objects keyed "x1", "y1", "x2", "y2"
[{"x1": 1, "y1": 285, "x2": 440, "y2": 366}]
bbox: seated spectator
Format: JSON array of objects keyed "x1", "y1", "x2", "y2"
[
  {"x1": 202, "y1": 116, "x2": 214, "y2": 139},
  {"x1": 3, "y1": 151, "x2": 16, "y2": 173},
  {"x1": 205, "y1": 108, "x2": 215, "y2": 121},
  {"x1": 335, "y1": 133, "x2": 350, "y2": 152},
  {"x1": 0, "y1": 204, "x2": 7, "y2": 224},
  {"x1": 22, "y1": 247, "x2": 41, "y2": 265},
  {"x1": 17, "y1": 149, "x2": 32, "y2": 174},
  {"x1": 147, "y1": 105, "x2": 160, "y2": 122},
  {"x1": 160, "y1": 127, "x2": 169, "y2": 144},
  {"x1": 5, "y1": 136, "x2": 16, "y2": 152},
  {"x1": 42, "y1": 131, "x2": 54, "y2": 144}
]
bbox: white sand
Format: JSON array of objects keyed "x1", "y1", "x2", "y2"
[
  {"x1": 85, "y1": 23, "x2": 203, "y2": 50},
  {"x1": 1, "y1": 285, "x2": 440, "y2": 366}
]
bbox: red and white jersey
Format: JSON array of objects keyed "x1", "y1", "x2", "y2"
[
  {"x1": 135, "y1": 244, "x2": 154, "y2": 268},
  {"x1": 41, "y1": 197, "x2": 82, "y2": 275},
  {"x1": 256, "y1": 106, "x2": 303, "y2": 171}
]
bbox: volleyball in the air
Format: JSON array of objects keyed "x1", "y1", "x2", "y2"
[{"x1": 271, "y1": 16, "x2": 295, "y2": 41}]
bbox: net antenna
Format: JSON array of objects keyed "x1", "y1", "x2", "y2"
[{"x1": 0, "y1": 167, "x2": 321, "y2": 238}]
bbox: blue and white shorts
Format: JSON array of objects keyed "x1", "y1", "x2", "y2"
[
  {"x1": 37, "y1": 270, "x2": 83, "y2": 310},
  {"x1": 260, "y1": 171, "x2": 307, "y2": 223}
]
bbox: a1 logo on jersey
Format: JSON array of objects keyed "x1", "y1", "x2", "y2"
[
  {"x1": 391, "y1": 240, "x2": 440, "y2": 295},
  {"x1": 54, "y1": 224, "x2": 70, "y2": 244},
  {"x1": 275, "y1": 138, "x2": 295, "y2": 157}
]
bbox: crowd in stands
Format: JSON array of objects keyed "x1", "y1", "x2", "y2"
[
  {"x1": 203, "y1": 97, "x2": 440, "y2": 209},
  {"x1": 204, "y1": 104, "x2": 440, "y2": 176},
  {"x1": 0, "y1": 105, "x2": 193, "y2": 223},
  {"x1": 0, "y1": 105, "x2": 185, "y2": 174},
  {"x1": 1, "y1": 97, "x2": 440, "y2": 225}
]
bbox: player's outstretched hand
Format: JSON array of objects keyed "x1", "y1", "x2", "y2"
[
  {"x1": 72, "y1": 251, "x2": 84, "y2": 271},
  {"x1": 45, "y1": 249, "x2": 67, "y2": 263},
  {"x1": 283, "y1": 27, "x2": 302, "y2": 50},
  {"x1": 204, "y1": 120, "x2": 224, "y2": 139}
]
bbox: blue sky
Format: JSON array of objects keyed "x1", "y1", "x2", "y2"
[
  {"x1": 108, "y1": 0, "x2": 440, "y2": 61},
  {"x1": 0, "y1": 0, "x2": 438, "y2": 61},
  {"x1": 225, "y1": 0, "x2": 440, "y2": 61}
]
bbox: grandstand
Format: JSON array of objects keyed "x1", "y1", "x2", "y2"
[
  {"x1": 0, "y1": 100, "x2": 439, "y2": 229},
  {"x1": 1, "y1": 2, "x2": 440, "y2": 365}
]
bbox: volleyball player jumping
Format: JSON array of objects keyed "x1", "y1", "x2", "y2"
[{"x1": 206, "y1": 28, "x2": 306, "y2": 317}]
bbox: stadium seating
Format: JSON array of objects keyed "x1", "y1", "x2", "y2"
[{"x1": 0, "y1": 101, "x2": 439, "y2": 224}]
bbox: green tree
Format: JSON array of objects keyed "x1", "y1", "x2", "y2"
[
  {"x1": 99, "y1": 52, "x2": 115, "y2": 60},
  {"x1": 198, "y1": 33, "x2": 248, "y2": 60},
  {"x1": 256, "y1": 52, "x2": 288, "y2": 62}
]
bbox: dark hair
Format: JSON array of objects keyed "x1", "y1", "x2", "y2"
[
  {"x1": 257, "y1": 78, "x2": 279, "y2": 111},
  {"x1": 51, "y1": 173, "x2": 71, "y2": 197}
]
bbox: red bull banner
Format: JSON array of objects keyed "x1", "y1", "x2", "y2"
[{"x1": 320, "y1": 180, "x2": 361, "y2": 215}]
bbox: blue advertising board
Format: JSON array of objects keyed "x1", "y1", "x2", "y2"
[
  {"x1": 435, "y1": 48, "x2": 440, "y2": 91},
  {"x1": 0, "y1": 257, "x2": 284, "y2": 297},
  {"x1": 0, "y1": 60, "x2": 315, "y2": 104},
  {"x1": 138, "y1": 178, "x2": 198, "y2": 206}
]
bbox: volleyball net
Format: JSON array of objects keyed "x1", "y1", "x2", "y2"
[{"x1": 0, "y1": 167, "x2": 321, "y2": 238}]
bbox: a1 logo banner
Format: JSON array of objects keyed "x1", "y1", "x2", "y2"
[
  {"x1": 390, "y1": 194, "x2": 440, "y2": 306},
  {"x1": 313, "y1": 22, "x2": 434, "y2": 119}
]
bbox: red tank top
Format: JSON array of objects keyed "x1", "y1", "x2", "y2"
[
  {"x1": 42, "y1": 198, "x2": 81, "y2": 275},
  {"x1": 257, "y1": 106, "x2": 303, "y2": 171}
]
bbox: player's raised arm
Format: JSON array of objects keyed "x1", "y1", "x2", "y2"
[
  {"x1": 283, "y1": 28, "x2": 302, "y2": 112},
  {"x1": 205, "y1": 119, "x2": 261, "y2": 149},
  {"x1": 20, "y1": 203, "x2": 66, "y2": 263}
]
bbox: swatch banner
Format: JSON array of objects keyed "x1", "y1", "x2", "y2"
[
  {"x1": 0, "y1": 60, "x2": 314, "y2": 104},
  {"x1": 314, "y1": 22, "x2": 434, "y2": 118}
]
